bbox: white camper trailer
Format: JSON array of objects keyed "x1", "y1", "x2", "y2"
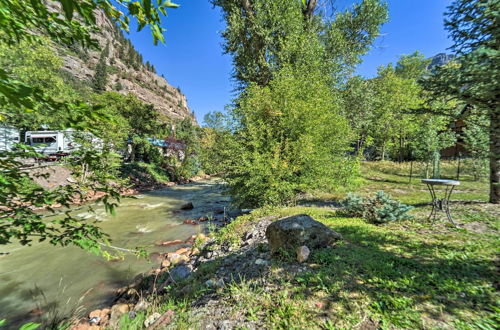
[
  {"x1": 0, "y1": 126, "x2": 20, "y2": 151},
  {"x1": 25, "y1": 130, "x2": 77, "y2": 156}
]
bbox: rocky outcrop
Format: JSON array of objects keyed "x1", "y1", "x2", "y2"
[
  {"x1": 427, "y1": 53, "x2": 455, "y2": 71},
  {"x1": 57, "y1": 9, "x2": 196, "y2": 124},
  {"x1": 265, "y1": 214, "x2": 342, "y2": 254}
]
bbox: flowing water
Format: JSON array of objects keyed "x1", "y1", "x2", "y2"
[{"x1": 0, "y1": 179, "x2": 229, "y2": 328}]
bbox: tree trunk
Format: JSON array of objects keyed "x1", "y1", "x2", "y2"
[
  {"x1": 490, "y1": 107, "x2": 500, "y2": 203},
  {"x1": 399, "y1": 135, "x2": 403, "y2": 162},
  {"x1": 303, "y1": 0, "x2": 318, "y2": 19}
]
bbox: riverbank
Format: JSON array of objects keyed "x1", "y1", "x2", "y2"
[
  {"x1": 25, "y1": 161, "x2": 212, "y2": 208},
  {"x1": 0, "y1": 179, "x2": 229, "y2": 330},
  {"x1": 70, "y1": 162, "x2": 498, "y2": 329}
]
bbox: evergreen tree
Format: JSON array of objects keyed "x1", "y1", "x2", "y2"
[
  {"x1": 422, "y1": 0, "x2": 500, "y2": 203},
  {"x1": 92, "y1": 50, "x2": 108, "y2": 92}
]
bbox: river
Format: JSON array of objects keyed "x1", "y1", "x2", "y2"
[{"x1": 0, "y1": 179, "x2": 228, "y2": 328}]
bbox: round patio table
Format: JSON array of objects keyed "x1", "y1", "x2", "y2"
[{"x1": 421, "y1": 179, "x2": 460, "y2": 227}]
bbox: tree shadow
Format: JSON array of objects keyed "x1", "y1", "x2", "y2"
[
  {"x1": 307, "y1": 225, "x2": 497, "y2": 326},
  {"x1": 146, "y1": 221, "x2": 497, "y2": 328}
]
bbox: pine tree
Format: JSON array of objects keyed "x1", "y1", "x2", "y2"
[
  {"x1": 423, "y1": 0, "x2": 500, "y2": 203},
  {"x1": 102, "y1": 42, "x2": 110, "y2": 58},
  {"x1": 92, "y1": 50, "x2": 108, "y2": 92}
]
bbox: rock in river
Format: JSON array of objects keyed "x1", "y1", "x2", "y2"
[{"x1": 180, "y1": 202, "x2": 194, "y2": 210}]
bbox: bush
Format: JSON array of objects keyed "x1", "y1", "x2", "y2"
[
  {"x1": 343, "y1": 191, "x2": 413, "y2": 224},
  {"x1": 225, "y1": 66, "x2": 356, "y2": 208}
]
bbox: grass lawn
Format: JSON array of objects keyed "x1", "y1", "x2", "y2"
[{"x1": 128, "y1": 161, "x2": 499, "y2": 329}]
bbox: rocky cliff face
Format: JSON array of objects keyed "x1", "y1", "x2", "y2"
[
  {"x1": 427, "y1": 53, "x2": 455, "y2": 70},
  {"x1": 58, "y1": 10, "x2": 196, "y2": 124}
]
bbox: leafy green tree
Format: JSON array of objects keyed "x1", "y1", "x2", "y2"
[
  {"x1": 212, "y1": 0, "x2": 387, "y2": 87},
  {"x1": 225, "y1": 65, "x2": 355, "y2": 207},
  {"x1": 370, "y1": 63, "x2": 424, "y2": 160},
  {"x1": 422, "y1": 0, "x2": 499, "y2": 203},
  {"x1": 199, "y1": 111, "x2": 234, "y2": 174},
  {"x1": 212, "y1": 0, "x2": 387, "y2": 207},
  {"x1": 462, "y1": 107, "x2": 490, "y2": 180},
  {"x1": 172, "y1": 118, "x2": 201, "y2": 179},
  {"x1": 0, "y1": 0, "x2": 179, "y2": 251},
  {"x1": 0, "y1": 41, "x2": 80, "y2": 129},
  {"x1": 341, "y1": 76, "x2": 377, "y2": 154}
]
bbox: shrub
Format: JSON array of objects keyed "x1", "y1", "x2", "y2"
[{"x1": 343, "y1": 191, "x2": 413, "y2": 224}]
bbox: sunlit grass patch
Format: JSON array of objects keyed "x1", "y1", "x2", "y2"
[{"x1": 145, "y1": 161, "x2": 498, "y2": 329}]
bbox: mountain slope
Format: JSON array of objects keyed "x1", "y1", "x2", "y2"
[{"x1": 58, "y1": 9, "x2": 196, "y2": 124}]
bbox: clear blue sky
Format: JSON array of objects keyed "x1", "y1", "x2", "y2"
[{"x1": 127, "y1": 0, "x2": 454, "y2": 124}]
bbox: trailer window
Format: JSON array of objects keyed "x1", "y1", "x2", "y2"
[{"x1": 32, "y1": 137, "x2": 56, "y2": 143}]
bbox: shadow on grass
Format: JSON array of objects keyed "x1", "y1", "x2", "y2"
[
  {"x1": 305, "y1": 224, "x2": 497, "y2": 327},
  {"x1": 365, "y1": 177, "x2": 409, "y2": 185},
  {"x1": 138, "y1": 220, "x2": 497, "y2": 328}
]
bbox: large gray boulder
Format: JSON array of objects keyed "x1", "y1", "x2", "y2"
[
  {"x1": 169, "y1": 265, "x2": 193, "y2": 281},
  {"x1": 265, "y1": 214, "x2": 342, "y2": 254}
]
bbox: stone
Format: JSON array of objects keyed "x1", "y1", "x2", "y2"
[
  {"x1": 89, "y1": 310, "x2": 101, "y2": 319},
  {"x1": 214, "y1": 208, "x2": 225, "y2": 215},
  {"x1": 71, "y1": 323, "x2": 100, "y2": 330},
  {"x1": 89, "y1": 308, "x2": 111, "y2": 326},
  {"x1": 169, "y1": 265, "x2": 193, "y2": 281},
  {"x1": 161, "y1": 259, "x2": 171, "y2": 268},
  {"x1": 180, "y1": 202, "x2": 194, "y2": 210},
  {"x1": 296, "y1": 246, "x2": 310, "y2": 263},
  {"x1": 160, "y1": 239, "x2": 183, "y2": 246},
  {"x1": 183, "y1": 219, "x2": 197, "y2": 225},
  {"x1": 88, "y1": 308, "x2": 110, "y2": 326},
  {"x1": 144, "y1": 312, "x2": 161, "y2": 328},
  {"x1": 149, "y1": 310, "x2": 174, "y2": 328},
  {"x1": 89, "y1": 317, "x2": 100, "y2": 325},
  {"x1": 111, "y1": 304, "x2": 129, "y2": 315},
  {"x1": 134, "y1": 299, "x2": 149, "y2": 312},
  {"x1": 197, "y1": 216, "x2": 208, "y2": 222},
  {"x1": 109, "y1": 304, "x2": 130, "y2": 329},
  {"x1": 184, "y1": 234, "x2": 197, "y2": 243},
  {"x1": 175, "y1": 247, "x2": 189, "y2": 255},
  {"x1": 168, "y1": 253, "x2": 189, "y2": 265},
  {"x1": 215, "y1": 278, "x2": 225, "y2": 288},
  {"x1": 191, "y1": 247, "x2": 200, "y2": 256},
  {"x1": 265, "y1": 214, "x2": 342, "y2": 254},
  {"x1": 205, "y1": 278, "x2": 224, "y2": 288},
  {"x1": 255, "y1": 258, "x2": 268, "y2": 266}
]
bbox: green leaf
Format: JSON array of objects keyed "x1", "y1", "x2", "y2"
[
  {"x1": 144, "y1": 0, "x2": 152, "y2": 18},
  {"x1": 19, "y1": 322, "x2": 41, "y2": 330},
  {"x1": 59, "y1": 0, "x2": 74, "y2": 20},
  {"x1": 163, "y1": 1, "x2": 180, "y2": 8}
]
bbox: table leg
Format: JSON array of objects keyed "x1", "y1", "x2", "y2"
[
  {"x1": 443, "y1": 186, "x2": 457, "y2": 227},
  {"x1": 426, "y1": 184, "x2": 457, "y2": 227},
  {"x1": 426, "y1": 184, "x2": 438, "y2": 221}
]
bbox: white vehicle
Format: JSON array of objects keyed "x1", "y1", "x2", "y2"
[
  {"x1": 0, "y1": 126, "x2": 20, "y2": 152},
  {"x1": 25, "y1": 130, "x2": 78, "y2": 156}
]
